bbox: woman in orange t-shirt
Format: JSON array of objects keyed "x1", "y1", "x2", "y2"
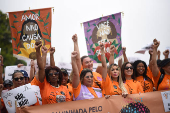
[
  {"x1": 121, "y1": 62, "x2": 144, "y2": 94},
  {"x1": 101, "y1": 45, "x2": 128, "y2": 96},
  {"x1": 133, "y1": 60, "x2": 154, "y2": 93},
  {"x1": 152, "y1": 39, "x2": 170, "y2": 91},
  {"x1": 33, "y1": 41, "x2": 70, "y2": 104}
]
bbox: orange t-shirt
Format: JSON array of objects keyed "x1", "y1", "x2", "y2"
[
  {"x1": 146, "y1": 66, "x2": 155, "y2": 84},
  {"x1": 73, "y1": 82, "x2": 100, "y2": 99},
  {"x1": 125, "y1": 79, "x2": 144, "y2": 94},
  {"x1": 31, "y1": 77, "x2": 70, "y2": 104},
  {"x1": 136, "y1": 76, "x2": 153, "y2": 93},
  {"x1": 79, "y1": 66, "x2": 103, "y2": 89},
  {"x1": 153, "y1": 71, "x2": 170, "y2": 91},
  {"x1": 103, "y1": 74, "x2": 129, "y2": 95},
  {"x1": 67, "y1": 83, "x2": 73, "y2": 101}
]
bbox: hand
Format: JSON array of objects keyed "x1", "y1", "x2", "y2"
[
  {"x1": 110, "y1": 45, "x2": 115, "y2": 54},
  {"x1": 153, "y1": 39, "x2": 160, "y2": 49},
  {"x1": 49, "y1": 47, "x2": 55, "y2": 54},
  {"x1": 41, "y1": 46, "x2": 48, "y2": 54},
  {"x1": 30, "y1": 59, "x2": 35, "y2": 68},
  {"x1": 122, "y1": 47, "x2": 126, "y2": 54},
  {"x1": 163, "y1": 49, "x2": 169, "y2": 56},
  {"x1": 72, "y1": 34, "x2": 78, "y2": 42},
  {"x1": 149, "y1": 49, "x2": 153, "y2": 55},
  {"x1": 71, "y1": 51, "x2": 77, "y2": 58},
  {"x1": 0, "y1": 84, "x2": 3, "y2": 93},
  {"x1": 105, "y1": 95, "x2": 110, "y2": 99},
  {"x1": 17, "y1": 63, "x2": 24, "y2": 68},
  {"x1": 99, "y1": 43, "x2": 104, "y2": 53},
  {"x1": 35, "y1": 41, "x2": 42, "y2": 49},
  {"x1": 122, "y1": 93, "x2": 128, "y2": 98}
]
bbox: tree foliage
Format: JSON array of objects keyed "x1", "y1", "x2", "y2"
[{"x1": 0, "y1": 10, "x2": 26, "y2": 71}]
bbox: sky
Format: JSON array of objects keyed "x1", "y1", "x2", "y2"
[{"x1": 0, "y1": 0, "x2": 170, "y2": 65}]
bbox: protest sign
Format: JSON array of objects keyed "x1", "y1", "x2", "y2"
[
  {"x1": 83, "y1": 13, "x2": 123, "y2": 63},
  {"x1": 8, "y1": 8, "x2": 52, "y2": 60}
]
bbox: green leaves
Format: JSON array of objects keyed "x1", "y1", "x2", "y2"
[
  {"x1": 99, "y1": 17, "x2": 102, "y2": 20},
  {"x1": 42, "y1": 32, "x2": 48, "y2": 35},
  {"x1": 45, "y1": 39, "x2": 51, "y2": 42},
  {"x1": 95, "y1": 43, "x2": 99, "y2": 47},
  {"x1": 18, "y1": 31, "x2": 21, "y2": 33},
  {"x1": 93, "y1": 24, "x2": 96, "y2": 26},
  {"x1": 112, "y1": 14, "x2": 115, "y2": 19},
  {"x1": 18, "y1": 51, "x2": 21, "y2": 54},
  {"x1": 13, "y1": 14, "x2": 17, "y2": 18},
  {"x1": 17, "y1": 43, "x2": 19, "y2": 47},
  {"x1": 88, "y1": 23, "x2": 90, "y2": 27},
  {"x1": 118, "y1": 18, "x2": 120, "y2": 24},
  {"x1": 92, "y1": 48, "x2": 95, "y2": 52},
  {"x1": 117, "y1": 33, "x2": 120, "y2": 36},
  {"x1": 24, "y1": 10, "x2": 27, "y2": 13},
  {"x1": 46, "y1": 12, "x2": 50, "y2": 20},
  {"x1": 13, "y1": 21, "x2": 19, "y2": 23},
  {"x1": 38, "y1": 10, "x2": 40, "y2": 16},
  {"x1": 14, "y1": 48, "x2": 18, "y2": 51},
  {"x1": 90, "y1": 44, "x2": 93, "y2": 49},
  {"x1": 44, "y1": 22, "x2": 49, "y2": 26},
  {"x1": 117, "y1": 44, "x2": 122, "y2": 53},
  {"x1": 107, "y1": 18, "x2": 110, "y2": 21},
  {"x1": 88, "y1": 55, "x2": 93, "y2": 59},
  {"x1": 38, "y1": 19, "x2": 43, "y2": 22},
  {"x1": 87, "y1": 29, "x2": 91, "y2": 32},
  {"x1": 88, "y1": 51, "x2": 91, "y2": 53},
  {"x1": 89, "y1": 36, "x2": 92, "y2": 40},
  {"x1": 11, "y1": 26, "x2": 15, "y2": 28},
  {"x1": 30, "y1": 11, "x2": 36, "y2": 14},
  {"x1": 12, "y1": 37, "x2": 16, "y2": 41},
  {"x1": 85, "y1": 37, "x2": 88, "y2": 41}
]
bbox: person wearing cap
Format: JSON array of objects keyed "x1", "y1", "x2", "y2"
[
  {"x1": 3, "y1": 79, "x2": 13, "y2": 90},
  {"x1": 20, "y1": 70, "x2": 29, "y2": 84},
  {"x1": 152, "y1": 39, "x2": 170, "y2": 91}
]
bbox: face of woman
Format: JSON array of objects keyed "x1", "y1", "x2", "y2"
[
  {"x1": 124, "y1": 63, "x2": 133, "y2": 77},
  {"x1": 48, "y1": 70, "x2": 60, "y2": 83},
  {"x1": 83, "y1": 72, "x2": 93, "y2": 87},
  {"x1": 13, "y1": 72, "x2": 25, "y2": 88},
  {"x1": 61, "y1": 74, "x2": 68, "y2": 85},
  {"x1": 136, "y1": 62, "x2": 145, "y2": 75},
  {"x1": 163, "y1": 62, "x2": 170, "y2": 74},
  {"x1": 110, "y1": 65, "x2": 119, "y2": 78}
]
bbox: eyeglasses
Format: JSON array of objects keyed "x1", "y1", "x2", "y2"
[
  {"x1": 48, "y1": 72, "x2": 59, "y2": 76},
  {"x1": 85, "y1": 75, "x2": 93, "y2": 79},
  {"x1": 14, "y1": 77, "x2": 25, "y2": 81},
  {"x1": 124, "y1": 66, "x2": 133, "y2": 70}
]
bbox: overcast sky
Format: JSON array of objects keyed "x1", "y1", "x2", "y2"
[{"x1": 0, "y1": 0, "x2": 170, "y2": 65}]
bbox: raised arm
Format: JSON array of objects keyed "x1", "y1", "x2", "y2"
[
  {"x1": 109, "y1": 45, "x2": 115, "y2": 65},
  {"x1": 71, "y1": 51, "x2": 80, "y2": 88},
  {"x1": 50, "y1": 47, "x2": 55, "y2": 66},
  {"x1": 148, "y1": 49, "x2": 153, "y2": 70},
  {"x1": 72, "y1": 34, "x2": 81, "y2": 72},
  {"x1": 35, "y1": 41, "x2": 45, "y2": 82},
  {"x1": 163, "y1": 49, "x2": 169, "y2": 59},
  {"x1": 42, "y1": 46, "x2": 48, "y2": 69},
  {"x1": 152, "y1": 39, "x2": 160, "y2": 77},
  {"x1": 100, "y1": 43, "x2": 107, "y2": 80},
  {"x1": 0, "y1": 84, "x2": 4, "y2": 110},
  {"x1": 122, "y1": 47, "x2": 128, "y2": 63},
  {"x1": 29, "y1": 59, "x2": 36, "y2": 81},
  {"x1": 157, "y1": 50, "x2": 161, "y2": 60},
  {"x1": 0, "y1": 55, "x2": 4, "y2": 84}
]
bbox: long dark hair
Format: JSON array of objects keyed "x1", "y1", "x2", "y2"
[
  {"x1": 80, "y1": 68, "x2": 93, "y2": 84},
  {"x1": 133, "y1": 60, "x2": 153, "y2": 84},
  {"x1": 121, "y1": 62, "x2": 136, "y2": 83},
  {"x1": 45, "y1": 66, "x2": 63, "y2": 85}
]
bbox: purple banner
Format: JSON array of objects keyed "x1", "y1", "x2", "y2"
[{"x1": 83, "y1": 12, "x2": 122, "y2": 63}]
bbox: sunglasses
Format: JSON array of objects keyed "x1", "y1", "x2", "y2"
[
  {"x1": 85, "y1": 75, "x2": 93, "y2": 79},
  {"x1": 48, "y1": 72, "x2": 59, "y2": 76},
  {"x1": 124, "y1": 66, "x2": 133, "y2": 70},
  {"x1": 14, "y1": 77, "x2": 25, "y2": 81}
]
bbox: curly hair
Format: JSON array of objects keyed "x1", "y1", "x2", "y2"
[{"x1": 45, "y1": 66, "x2": 63, "y2": 85}]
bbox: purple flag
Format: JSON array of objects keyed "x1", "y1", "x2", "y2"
[{"x1": 83, "y1": 12, "x2": 122, "y2": 63}]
